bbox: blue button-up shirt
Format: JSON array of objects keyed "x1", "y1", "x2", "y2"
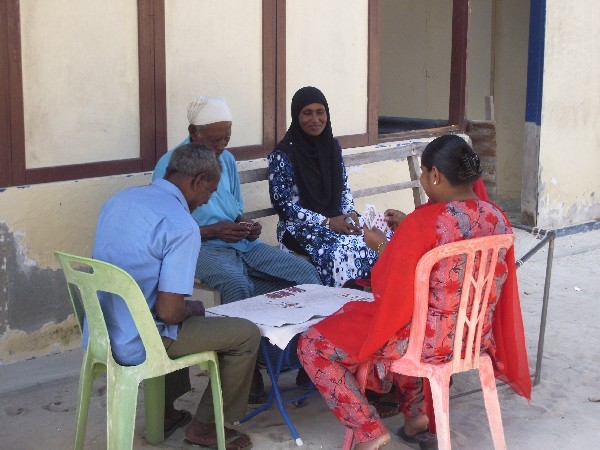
[{"x1": 86, "y1": 178, "x2": 200, "y2": 365}]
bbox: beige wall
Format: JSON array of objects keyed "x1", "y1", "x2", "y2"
[
  {"x1": 165, "y1": 0, "x2": 263, "y2": 148},
  {"x1": 286, "y1": 0, "x2": 369, "y2": 136},
  {"x1": 20, "y1": 0, "x2": 140, "y2": 168},
  {"x1": 536, "y1": 1, "x2": 600, "y2": 227},
  {"x1": 379, "y1": 0, "x2": 451, "y2": 119},
  {"x1": 6, "y1": 0, "x2": 598, "y2": 365},
  {"x1": 379, "y1": 0, "x2": 493, "y2": 121},
  {"x1": 492, "y1": 0, "x2": 530, "y2": 200},
  {"x1": 468, "y1": 0, "x2": 494, "y2": 120},
  {"x1": 379, "y1": 0, "x2": 527, "y2": 201},
  {"x1": 0, "y1": 149, "x2": 419, "y2": 363},
  {"x1": 0, "y1": 173, "x2": 150, "y2": 362},
  {"x1": 0, "y1": 174, "x2": 150, "y2": 268}
]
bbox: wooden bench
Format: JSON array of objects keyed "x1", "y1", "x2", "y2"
[
  {"x1": 193, "y1": 138, "x2": 435, "y2": 305},
  {"x1": 239, "y1": 140, "x2": 428, "y2": 220}
]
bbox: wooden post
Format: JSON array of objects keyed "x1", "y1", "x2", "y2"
[{"x1": 449, "y1": 0, "x2": 470, "y2": 132}]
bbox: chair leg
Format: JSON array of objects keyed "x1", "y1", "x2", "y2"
[
  {"x1": 106, "y1": 372, "x2": 139, "y2": 450},
  {"x1": 143, "y1": 375, "x2": 165, "y2": 444},
  {"x1": 205, "y1": 358, "x2": 226, "y2": 450},
  {"x1": 73, "y1": 355, "x2": 97, "y2": 450},
  {"x1": 429, "y1": 372, "x2": 452, "y2": 450},
  {"x1": 342, "y1": 429, "x2": 354, "y2": 450},
  {"x1": 479, "y1": 357, "x2": 507, "y2": 450}
]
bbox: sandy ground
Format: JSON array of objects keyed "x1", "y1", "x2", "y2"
[{"x1": 1, "y1": 228, "x2": 599, "y2": 449}]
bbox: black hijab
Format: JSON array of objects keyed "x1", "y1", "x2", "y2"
[{"x1": 276, "y1": 86, "x2": 344, "y2": 218}]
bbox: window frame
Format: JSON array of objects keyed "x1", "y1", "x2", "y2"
[
  {"x1": 0, "y1": 0, "x2": 470, "y2": 187},
  {"x1": 376, "y1": 0, "x2": 469, "y2": 143}
]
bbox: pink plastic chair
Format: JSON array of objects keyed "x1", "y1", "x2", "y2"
[{"x1": 343, "y1": 234, "x2": 515, "y2": 450}]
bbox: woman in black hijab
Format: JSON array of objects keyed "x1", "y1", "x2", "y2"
[{"x1": 268, "y1": 86, "x2": 378, "y2": 287}]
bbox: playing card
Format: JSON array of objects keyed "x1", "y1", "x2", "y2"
[
  {"x1": 363, "y1": 204, "x2": 391, "y2": 234},
  {"x1": 364, "y1": 204, "x2": 378, "y2": 229}
]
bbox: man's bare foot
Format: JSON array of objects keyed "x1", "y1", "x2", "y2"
[
  {"x1": 354, "y1": 432, "x2": 391, "y2": 450},
  {"x1": 185, "y1": 418, "x2": 252, "y2": 449}
]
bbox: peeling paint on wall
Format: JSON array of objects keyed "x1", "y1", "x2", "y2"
[
  {"x1": 0, "y1": 315, "x2": 80, "y2": 364},
  {"x1": 0, "y1": 173, "x2": 150, "y2": 363},
  {"x1": 538, "y1": 183, "x2": 600, "y2": 229},
  {"x1": 0, "y1": 223, "x2": 70, "y2": 337}
]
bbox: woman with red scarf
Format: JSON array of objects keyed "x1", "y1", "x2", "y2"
[{"x1": 297, "y1": 135, "x2": 531, "y2": 450}]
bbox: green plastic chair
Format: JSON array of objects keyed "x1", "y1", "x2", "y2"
[{"x1": 54, "y1": 251, "x2": 226, "y2": 449}]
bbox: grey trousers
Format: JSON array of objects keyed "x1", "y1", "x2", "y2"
[
  {"x1": 196, "y1": 241, "x2": 322, "y2": 304},
  {"x1": 162, "y1": 315, "x2": 261, "y2": 423}
]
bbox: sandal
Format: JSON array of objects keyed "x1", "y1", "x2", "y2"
[
  {"x1": 375, "y1": 399, "x2": 401, "y2": 419},
  {"x1": 248, "y1": 366, "x2": 268, "y2": 405},
  {"x1": 185, "y1": 427, "x2": 253, "y2": 450},
  {"x1": 295, "y1": 368, "x2": 312, "y2": 389},
  {"x1": 366, "y1": 391, "x2": 401, "y2": 419},
  {"x1": 248, "y1": 390, "x2": 268, "y2": 405},
  {"x1": 397, "y1": 426, "x2": 438, "y2": 450},
  {"x1": 163, "y1": 409, "x2": 192, "y2": 439}
]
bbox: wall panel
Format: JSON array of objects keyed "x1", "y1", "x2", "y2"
[
  {"x1": 286, "y1": 0, "x2": 369, "y2": 137},
  {"x1": 164, "y1": 0, "x2": 263, "y2": 149},
  {"x1": 20, "y1": 0, "x2": 140, "y2": 168}
]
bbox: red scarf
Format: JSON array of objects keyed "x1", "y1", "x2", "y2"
[
  {"x1": 473, "y1": 178, "x2": 490, "y2": 201},
  {"x1": 314, "y1": 202, "x2": 531, "y2": 401}
]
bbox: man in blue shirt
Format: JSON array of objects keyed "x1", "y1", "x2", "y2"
[
  {"x1": 153, "y1": 97, "x2": 321, "y2": 306},
  {"x1": 94, "y1": 143, "x2": 258, "y2": 449},
  {"x1": 154, "y1": 97, "x2": 322, "y2": 398}
]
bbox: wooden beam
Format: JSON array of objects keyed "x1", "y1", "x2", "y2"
[
  {"x1": 367, "y1": 0, "x2": 380, "y2": 145},
  {"x1": 0, "y1": 0, "x2": 13, "y2": 186},
  {"x1": 138, "y1": 0, "x2": 157, "y2": 171},
  {"x1": 378, "y1": 125, "x2": 460, "y2": 143},
  {"x1": 152, "y1": 0, "x2": 167, "y2": 165},
  {"x1": 239, "y1": 140, "x2": 430, "y2": 185},
  {"x1": 24, "y1": 159, "x2": 144, "y2": 185},
  {"x1": 262, "y1": 0, "x2": 277, "y2": 152},
  {"x1": 275, "y1": 0, "x2": 287, "y2": 142},
  {"x1": 3, "y1": 0, "x2": 26, "y2": 186},
  {"x1": 449, "y1": 0, "x2": 470, "y2": 131}
]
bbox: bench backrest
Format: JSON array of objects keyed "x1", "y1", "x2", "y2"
[{"x1": 239, "y1": 140, "x2": 428, "y2": 221}]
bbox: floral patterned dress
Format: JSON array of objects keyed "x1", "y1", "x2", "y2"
[
  {"x1": 298, "y1": 200, "x2": 524, "y2": 444},
  {"x1": 268, "y1": 144, "x2": 377, "y2": 287}
]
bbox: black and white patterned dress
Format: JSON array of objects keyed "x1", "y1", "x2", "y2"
[{"x1": 268, "y1": 143, "x2": 378, "y2": 287}]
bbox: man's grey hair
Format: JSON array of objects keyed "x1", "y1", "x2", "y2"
[{"x1": 165, "y1": 143, "x2": 221, "y2": 180}]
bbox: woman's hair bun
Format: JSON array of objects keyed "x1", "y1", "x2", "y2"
[
  {"x1": 457, "y1": 150, "x2": 482, "y2": 182},
  {"x1": 421, "y1": 134, "x2": 483, "y2": 186}
]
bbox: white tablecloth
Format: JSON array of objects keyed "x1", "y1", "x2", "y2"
[{"x1": 206, "y1": 284, "x2": 374, "y2": 349}]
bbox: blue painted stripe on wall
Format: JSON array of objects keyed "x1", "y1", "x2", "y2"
[{"x1": 525, "y1": 0, "x2": 546, "y2": 125}]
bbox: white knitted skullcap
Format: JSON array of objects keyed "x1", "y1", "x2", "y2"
[{"x1": 187, "y1": 96, "x2": 232, "y2": 125}]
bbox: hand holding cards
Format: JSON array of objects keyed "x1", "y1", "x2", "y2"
[{"x1": 363, "y1": 204, "x2": 391, "y2": 234}]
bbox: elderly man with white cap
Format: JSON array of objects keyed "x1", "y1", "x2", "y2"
[{"x1": 153, "y1": 96, "x2": 322, "y2": 403}]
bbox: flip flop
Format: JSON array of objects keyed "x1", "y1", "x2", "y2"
[
  {"x1": 366, "y1": 391, "x2": 401, "y2": 419},
  {"x1": 248, "y1": 389, "x2": 268, "y2": 406},
  {"x1": 295, "y1": 368, "x2": 312, "y2": 389},
  {"x1": 375, "y1": 399, "x2": 401, "y2": 418},
  {"x1": 163, "y1": 409, "x2": 192, "y2": 439},
  {"x1": 396, "y1": 427, "x2": 438, "y2": 450},
  {"x1": 184, "y1": 429, "x2": 253, "y2": 449}
]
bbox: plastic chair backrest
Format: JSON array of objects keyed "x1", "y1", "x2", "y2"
[
  {"x1": 342, "y1": 235, "x2": 515, "y2": 450},
  {"x1": 55, "y1": 252, "x2": 171, "y2": 366},
  {"x1": 403, "y1": 234, "x2": 515, "y2": 372}
]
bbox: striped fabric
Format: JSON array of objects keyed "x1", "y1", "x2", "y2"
[{"x1": 196, "y1": 241, "x2": 322, "y2": 304}]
